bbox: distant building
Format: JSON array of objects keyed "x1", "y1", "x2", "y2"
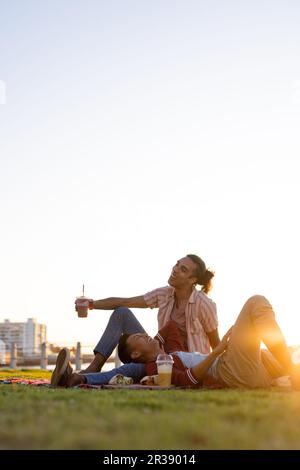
[
  {"x1": 0, "y1": 318, "x2": 47, "y2": 356},
  {"x1": 0, "y1": 339, "x2": 6, "y2": 364}
]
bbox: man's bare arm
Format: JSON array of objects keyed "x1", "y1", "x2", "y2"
[
  {"x1": 191, "y1": 328, "x2": 232, "y2": 382},
  {"x1": 207, "y1": 328, "x2": 221, "y2": 349},
  {"x1": 92, "y1": 296, "x2": 148, "y2": 310}
]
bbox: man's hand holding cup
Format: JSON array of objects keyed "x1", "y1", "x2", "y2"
[{"x1": 75, "y1": 296, "x2": 93, "y2": 318}]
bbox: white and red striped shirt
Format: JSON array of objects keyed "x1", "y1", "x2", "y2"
[{"x1": 144, "y1": 286, "x2": 218, "y2": 354}]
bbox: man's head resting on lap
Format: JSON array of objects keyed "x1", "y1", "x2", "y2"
[{"x1": 118, "y1": 332, "x2": 162, "y2": 364}]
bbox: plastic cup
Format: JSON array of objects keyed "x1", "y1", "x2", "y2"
[
  {"x1": 156, "y1": 353, "x2": 174, "y2": 387},
  {"x1": 76, "y1": 296, "x2": 89, "y2": 318}
]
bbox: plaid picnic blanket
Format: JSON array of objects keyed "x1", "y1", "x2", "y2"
[
  {"x1": 0, "y1": 378, "x2": 220, "y2": 390},
  {"x1": 0, "y1": 378, "x2": 175, "y2": 390},
  {"x1": 0, "y1": 377, "x2": 214, "y2": 390},
  {"x1": 0, "y1": 378, "x2": 51, "y2": 387}
]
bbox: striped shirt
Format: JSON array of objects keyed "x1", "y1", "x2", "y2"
[{"x1": 144, "y1": 286, "x2": 218, "y2": 354}]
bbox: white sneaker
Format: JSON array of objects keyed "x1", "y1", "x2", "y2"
[
  {"x1": 108, "y1": 374, "x2": 133, "y2": 385},
  {"x1": 140, "y1": 375, "x2": 159, "y2": 386}
]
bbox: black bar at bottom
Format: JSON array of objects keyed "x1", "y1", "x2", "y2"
[{"x1": 1, "y1": 450, "x2": 300, "y2": 465}]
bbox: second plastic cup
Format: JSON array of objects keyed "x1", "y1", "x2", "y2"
[{"x1": 156, "y1": 353, "x2": 174, "y2": 387}]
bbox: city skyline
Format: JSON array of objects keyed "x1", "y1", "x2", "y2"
[{"x1": 0, "y1": 317, "x2": 47, "y2": 356}]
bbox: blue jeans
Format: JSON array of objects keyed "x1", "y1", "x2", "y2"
[
  {"x1": 85, "y1": 362, "x2": 146, "y2": 385},
  {"x1": 85, "y1": 307, "x2": 146, "y2": 385}
]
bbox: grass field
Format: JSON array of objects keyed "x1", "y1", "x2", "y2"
[{"x1": 1, "y1": 369, "x2": 300, "y2": 450}]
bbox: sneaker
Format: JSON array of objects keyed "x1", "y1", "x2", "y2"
[
  {"x1": 140, "y1": 375, "x2": 159, "y2": 386},
  {"x1": 51, "y1": 348, "x2": 71, "y2": 387},
  {"x1": 66, "y1": 372, "x2": 87, "y2": 388},
  {"x1": 108, "y1": 374, "x2": 133, "y2": 385},
  {"x1": 57, "y1": 362, "x2": 73, "y2": 386}
]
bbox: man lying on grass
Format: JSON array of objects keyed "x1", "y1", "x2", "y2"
[
  {"x1": 53, "y1": 295, "x2": 300, "y2": 389},
  {"x1": 52, "y1": 319, "x2": 229, "y2": 388}
]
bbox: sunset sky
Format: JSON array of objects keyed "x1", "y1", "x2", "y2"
[{"x1": 1, "y1": 1, "x2": 300, "y2": 350}]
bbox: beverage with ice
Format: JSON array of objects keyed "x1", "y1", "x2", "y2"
[{"x1": 156, "y1": 353, "x2": 174, "y2": 387}]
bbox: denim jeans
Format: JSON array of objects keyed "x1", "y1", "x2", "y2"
[
  {"x1": 85, "y1": 362, "x2": 146, "y2": 385},
  {"x1": 86, "y1": 307, "x2": 146, "y2": 385}
]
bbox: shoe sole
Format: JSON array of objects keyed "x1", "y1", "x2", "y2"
[
  {"x1": 51, "y1": 348, "x2": 70, "y2": 386},
  {"x1": 57, "y1": 363, "x2": 74, "y2": 387}
]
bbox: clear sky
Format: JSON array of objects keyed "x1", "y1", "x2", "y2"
[{"x1": 1, "y1": 1, "x2": 300, "y2": 349}]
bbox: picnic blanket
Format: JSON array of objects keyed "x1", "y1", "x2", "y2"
[
  {"x1": 0, "y1": 378, "x2": 220, "y2": 390},
  {"x1": 0, "y1": 378, "x2": 51, "y2": 387},
  {"x1": 0, "y1": 378, "x2": 176, "y2": 390}
]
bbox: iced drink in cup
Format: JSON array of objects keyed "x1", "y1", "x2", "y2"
[
  {"x1": 76, "y1": 284, "x2": 89, "y2": 318},
  {"x1": 76, "y1": 296, "x2": 89, "y2": 317},
  {"x1": 156, "y1": 353, "x2": 174, "y2": 387}
]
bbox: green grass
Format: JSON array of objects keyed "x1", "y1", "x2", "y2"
[{"x1": 1, "y1": 369, "x2": 300, "y2": 449}]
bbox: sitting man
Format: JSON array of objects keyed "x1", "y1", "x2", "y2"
[{"x1": 56, "y1": 295, "x2": 300, "y2": 389}]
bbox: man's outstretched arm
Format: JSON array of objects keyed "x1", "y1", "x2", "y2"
[{"x1": 91, "y1": 295, "x2": 148, "y2": 310}]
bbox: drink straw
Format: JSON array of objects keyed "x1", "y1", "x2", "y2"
[{"x1": 83, "y1": 284, "x2": 85, "y2": 297}]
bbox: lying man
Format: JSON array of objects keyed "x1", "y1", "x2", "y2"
[
  {"x1": 51, "y1": 319, "x2": 229, "y2": 388},
  {"x1": 52, "y1": 295, "x2": 300, "y2": 389},
  {"x1": 117, "y1": 321, "x2": 231, "y2": 387},
  {"x1": 116, "y1": 295, "x2": 300, "y2": 389}
]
